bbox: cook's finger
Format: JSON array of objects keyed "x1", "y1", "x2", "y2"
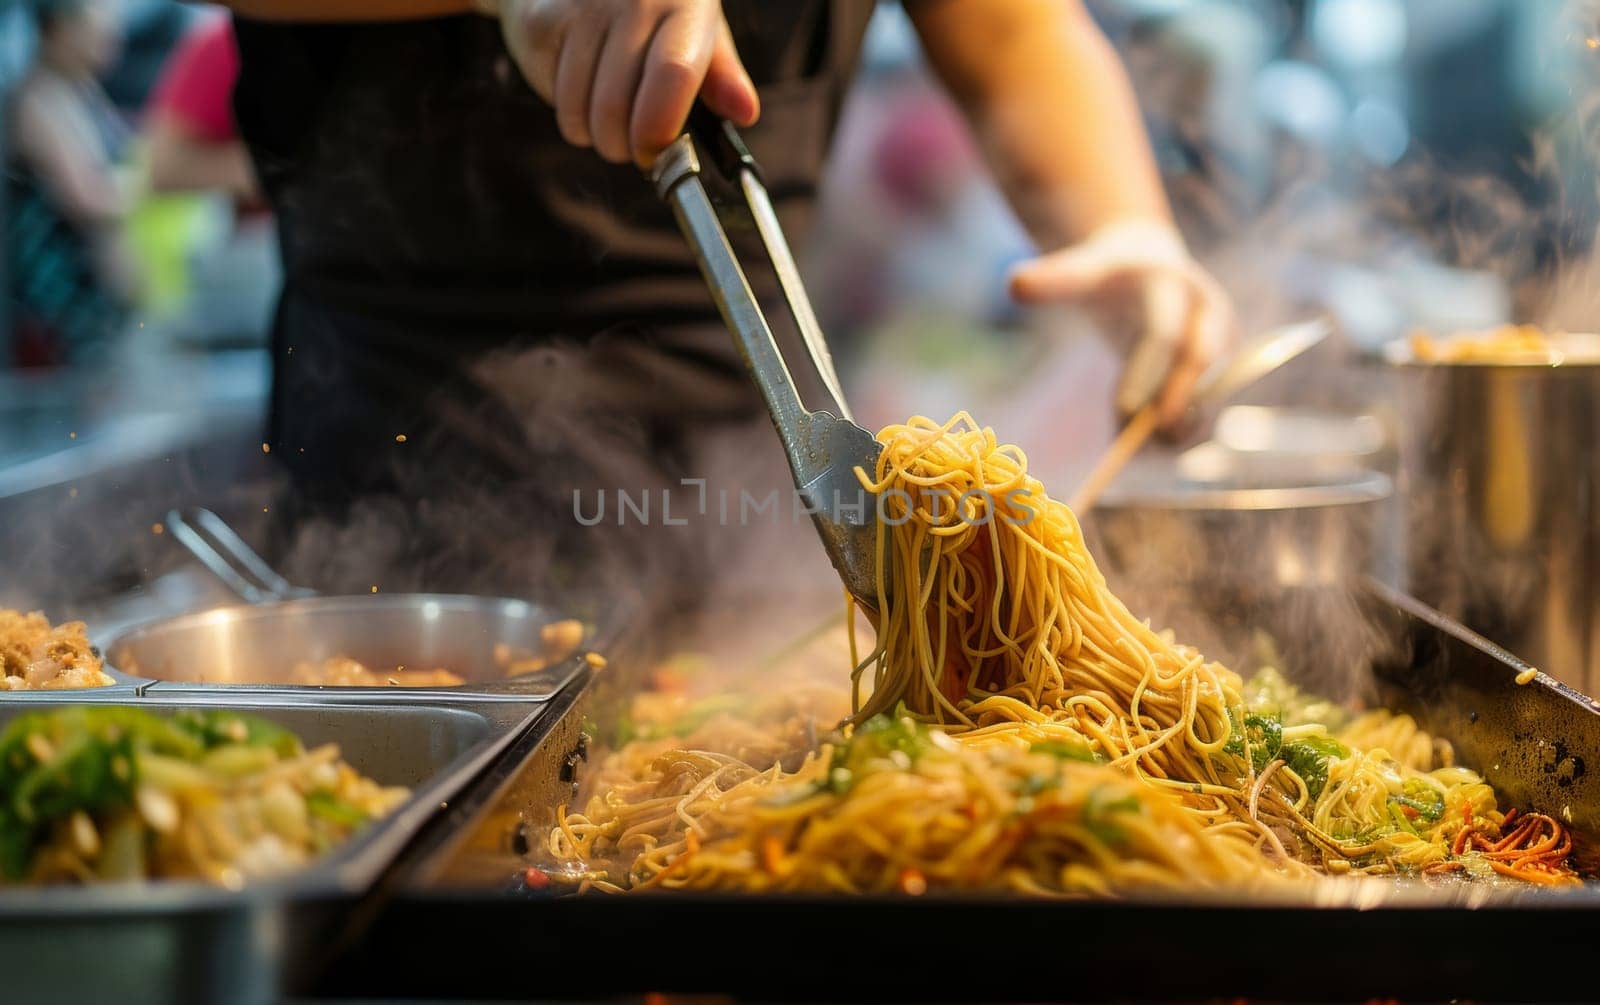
[
  {"x1": 589, "y1": 7, "x2": 662, "y2": 164},
  {"x1": 1155, "y1": 294, "x2": 1229, "y2": 430},
  {"x1": 553, "y1": 11, "x2": 607, "y2": 148},
  {"x1": 701, "y1": 15, "x2": 759, "y2": 127},
  {"x1": 629, "y1": 10, "x2": 717, "y2": 167},
  {"x1": 1113, "y1": 278, "x2": 1187, "y2": 417},
  {"x1": 502, "y1": 0, "x2": 566, "y2": 103},
  {"x1": 1007, "y1": 246, "x2": 1114, "y2": 304}
]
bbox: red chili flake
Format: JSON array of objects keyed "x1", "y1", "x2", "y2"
[{"x1": 523, "y1": 867, "x2": 551, "y2": 890}]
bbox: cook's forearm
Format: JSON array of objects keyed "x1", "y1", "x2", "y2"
[
  {"x1": 216, "y1": 0, "x2": 473, "y2": 22},
  {"x1": 909, "y1": 0, "x2": 1173, "y2": 250}
]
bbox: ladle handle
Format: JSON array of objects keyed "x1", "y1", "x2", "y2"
[{"x1": 163, "y1": 508, "x2": 312, "y2": 604}]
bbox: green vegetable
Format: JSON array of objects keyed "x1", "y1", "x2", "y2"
[
  {"x1": 1387, "y1": 800, "x2": 1420, "y2": 836},
  {"x1": 1223, "y1": 710, "x2": 1283, "y2": 772},
  {"x1": 839, "y1": 715, "x2": 929, "y2": 766},
  {"x1": 305, "y1": 791, "x2": 368, "y2": 829},
  {"x1": 0, "y1": 707, "x2": 302, "y2": 880},
  {"x1": 173, "y1": 709, "x2": 301, "y2": 758},
  {"x1": 1029, "y1": 739, "x2": 1100, "y2": 763},
  {"x1": 759, "y1": 717, "x2": 932, "y2": 807},
  {"x1": 1221, "y1": 704, "x2": 1347, "y2": 799},
  {"x1": 1389, "y1": 779, "x2": 1445, "y2": 823},
  {"x1": 1083, "y1": 786, "x2": 1141, "y2": 846},
  {"x1": 1279, "y1": 735, "x2": 1348, "y2": 800},
  {"x1": 817, "y1": 716, "x2": 931, "y2": 797}
]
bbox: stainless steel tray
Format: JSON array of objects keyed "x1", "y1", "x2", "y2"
[
  {"x1": 0, "y1": 691, "x2": 551, "y2": 1005},
  {"x1": 89, "y1": 508, "x2": 637, "y2": 703},
  {"x1": 102, "y1": 593, "x2": 594, "y2": 703},
  {"x1": 307, "y1": 585, "x2": 1600, "y2": 1003}
]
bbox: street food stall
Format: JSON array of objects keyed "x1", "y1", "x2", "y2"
[{"x1": 7, "y1": 2, "x2": 1600, "y2": 1003}]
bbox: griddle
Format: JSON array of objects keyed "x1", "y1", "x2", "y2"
[{"x1": 306, "y1": 580, "x2": 1600, "y2": 1003}]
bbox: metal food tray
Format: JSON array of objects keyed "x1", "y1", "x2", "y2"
[
  {"x1": 308, "y1": 584, "x2": 1600, "y2": 1004},
  {"x1": 0, "y1": 690, "x2": 559, "y2": 1005},
  {"x1": 93, "y1": 509, "x2": 648, "y2": 703},
  {"x1": 100, "y1": 593, "x2": 599, "y2": 703}
]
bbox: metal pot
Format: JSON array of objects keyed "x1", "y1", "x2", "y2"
[
  {"x1": 1083, "y1": 464, "x2": 1393, "y2": 698},
  {"x1": 1391, "y1": 348, "x2": 1600, "y2": 694}
]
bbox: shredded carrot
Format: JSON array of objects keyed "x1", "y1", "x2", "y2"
[{"x1": 760, "y1": 835, "x2": 784, "y2": 876}]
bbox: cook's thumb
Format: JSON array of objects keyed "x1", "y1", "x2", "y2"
[
  {"x1": 702, "y1": 17, "x2": 759, "y2": 127},
  {"x1": 1007, "y1": 247, "x2": 1111, "y2": 304}
]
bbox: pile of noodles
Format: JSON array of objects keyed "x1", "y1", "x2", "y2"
[{"x1": 544, "y1": 414, "x2": 1578, "y2": 893}]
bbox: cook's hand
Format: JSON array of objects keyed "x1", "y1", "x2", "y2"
[
  {"x1": 1008, "y1": 220, "x2": 1236, "y2": 430},
  {"x1": 480, "y1": 0, "x2": 760, "y2": 167}
]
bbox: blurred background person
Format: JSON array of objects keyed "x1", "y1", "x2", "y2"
[
  {"x1": 5, "y1": 0, "x2": 132, "y2": 368},
  {"x1": 140, "y1": 9, "x2": 278, "y2": 348},
  {"x1": 145, "y1": 12, "x2": 257, "y2": 205}
]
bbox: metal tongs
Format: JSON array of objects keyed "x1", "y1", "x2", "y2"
[{"x1": 651, "y1": 112, "x2": 884, "y2": 611}]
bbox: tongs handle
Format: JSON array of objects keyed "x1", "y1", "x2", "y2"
[
  {"x1": 650, "y1": 112, "x2": 886, "y2": 610},
  {"x1": 681, "y1": 104, "x2": 761, "y2": 186},
  {"x1": 651, "y1": 109, "x2": 851, "y2": 424}
]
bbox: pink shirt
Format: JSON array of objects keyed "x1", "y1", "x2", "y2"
[{"x1": 146, "y1": 16, "x2": 239, "y2": 142}]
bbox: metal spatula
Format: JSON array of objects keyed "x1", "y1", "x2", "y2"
[{"x1": 651, "y1": 113, "x2": 884, "y2": 611}]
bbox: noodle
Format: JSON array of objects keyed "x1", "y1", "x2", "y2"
[{"x1": 545, "y1": 414, "x2": 1579, "y2": 893}]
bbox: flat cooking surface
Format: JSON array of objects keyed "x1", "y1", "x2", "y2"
[{"x1": 306, "y1": 582, "x2": 1600, "y2": 1003}]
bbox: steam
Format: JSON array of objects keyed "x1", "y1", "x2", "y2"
[
  {"x1": 252, "y1": 321, "x2": 845, "y2": 699},
  {"x1": 13, "y1": 1, "x2": 1600, "y2": 714}
]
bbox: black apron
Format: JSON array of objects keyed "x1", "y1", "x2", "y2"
[{"x1": 231, "y1": 3, "x2": 875, "y2": 613}]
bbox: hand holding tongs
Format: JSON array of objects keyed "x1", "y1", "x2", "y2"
[{"x1": 651, "y1": 111, "x2": 885, "y2": 612}]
